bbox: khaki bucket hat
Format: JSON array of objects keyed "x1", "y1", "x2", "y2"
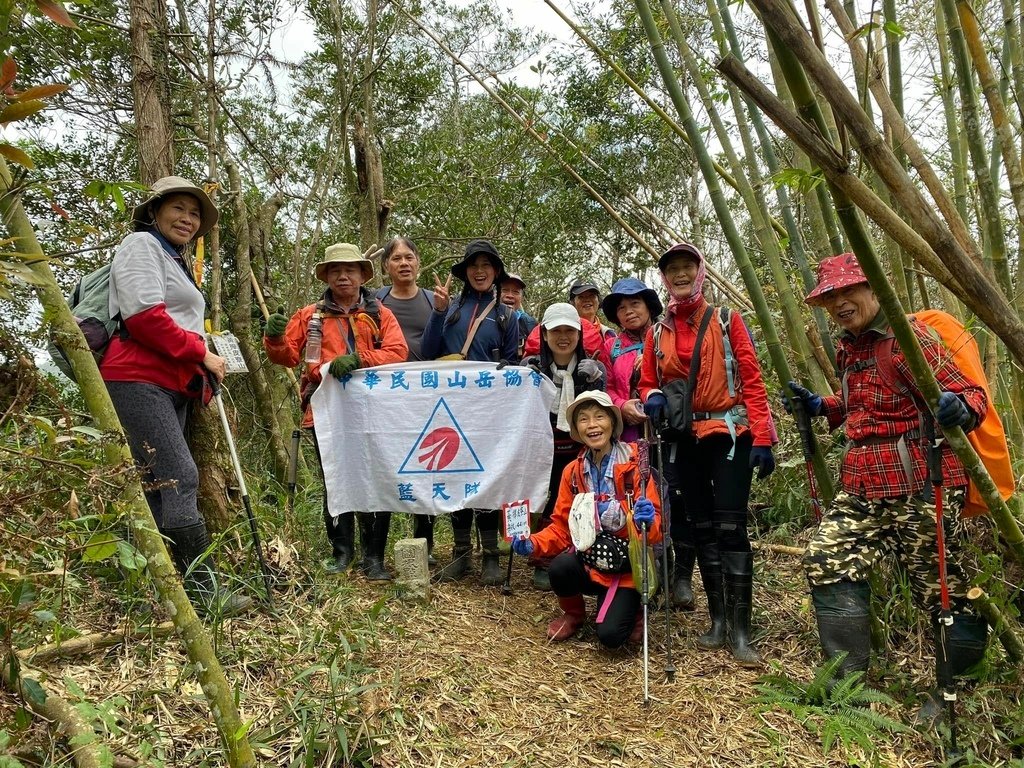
[
  {"x1": 131, "y1": 176, "x2": 219, "y2": 240},
  {"x1": 565, "y1": 390, "x2": 624, "y2": 443},
  {"x1": 315, "y1": 242, "x2": 374, "y2": 283}
]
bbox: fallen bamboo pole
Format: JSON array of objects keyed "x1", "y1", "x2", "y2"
[
  {"x1": 17, "y1": 621, "x2": 175, "y2": 664},
  {"x1": 968, "y1": 586, "x2": 1024, "y2": 665},
  {"x1": 752, "y1": 541, "x2": 805, "y2": 557},
  {"x1": 1, "y1": 658, "x2": 109, "y2": 768}
]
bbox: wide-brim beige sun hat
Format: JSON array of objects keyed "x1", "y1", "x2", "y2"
[
  {"x1": 566, "y1": 390, "x2": 624, "y2": 443},
  {"x1": 131, "y1": 175, "x2": 219, "y2": 240},
  {"x1": 315, "y1": 242, "x2": 374, "y2": 283}
]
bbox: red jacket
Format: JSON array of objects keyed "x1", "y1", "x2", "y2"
[
  {"x1": 523, "y1": 317, "x2": 610, "y2": 367},
  {"x1": 263, "y1": 297, "x2": 408, "y2": 427},
  {"x1": 531, "y1": 442, "x2": 662, "y2": 589},
  {"x1": 101, "y1": 305, "x2": 209, "y2": 397},
  {"x1": 638, "y1": 300, "x2": 773, "y2": 446}
]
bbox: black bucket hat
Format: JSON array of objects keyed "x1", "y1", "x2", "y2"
[{"x1": 451, "y1": 239, "x2": 506, "y2": 284}]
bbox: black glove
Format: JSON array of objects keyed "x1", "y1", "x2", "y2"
[
  {"x1": 936, "y1": 391, "x2": 971, "y2": 429},
  {"x1": 782, "y1": 380, "x2": 823, "y2": 416}
]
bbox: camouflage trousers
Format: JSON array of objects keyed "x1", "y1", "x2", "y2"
[{"x1": 804, "y1": 487, "x2": 972, "y2": 612}]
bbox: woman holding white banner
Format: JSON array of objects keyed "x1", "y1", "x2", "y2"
[
  {"x1": 510, "y1": 391, "x2": 662, "y2": 647},
  {"x1": 421, "y1": 239, "x2": 519, "y2": 585},
  {"x1": 521, "y1": 302, "x2": 606, "y2": 591},
  {"x1": 263, "y1": 242, "x2": 408, "y2": 579}
]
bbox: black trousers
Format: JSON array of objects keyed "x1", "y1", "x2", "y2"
[
  {"x1": 107, "y1": 382, "x2": 200, "y2": 532},
  {"x1": 668, "y1": 431, "x2": 754, "y2": 553},
  {"x1": 450, "y1": 508, "x2": 499, "y2": 532},
  {"x1": 549, "y1": 551, "x2": 640, "y2": 649}
]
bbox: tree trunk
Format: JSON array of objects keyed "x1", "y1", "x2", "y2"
[
  {"x1": 128, "y1": 0, "x2": 173, "y2": 182},
  {"x1": 226, "y1": 161, "x2": 292, "y2": 482}
]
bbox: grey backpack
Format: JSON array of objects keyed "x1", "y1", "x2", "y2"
[{"x1": 47, "y1": 263, "x2": 123, "y2": 382}]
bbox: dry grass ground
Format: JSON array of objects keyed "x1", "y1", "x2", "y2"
[{"x1": 3, "y1": 533, "x2": 1021, "y2": 768}]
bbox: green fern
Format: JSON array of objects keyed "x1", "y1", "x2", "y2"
[{"x1": 754, "y1": 655, "x2": 911, "y2": 766}]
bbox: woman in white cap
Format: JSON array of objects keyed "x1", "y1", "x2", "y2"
[
  {"x1": 422, "y1": 239, "x2": 519, "y2": 586},
  {"x1": 509, "y1": 391, "x2": 663, "y2": 647},
  {"x1": 103, "y1": 176, "x2": 248, "y2": 616},
  {"x1": 521, "y1": 302, "x2": 605, "y2": 590},
  {"x1": 263, "y1": 242, "x2": 407, "y2": 579}
]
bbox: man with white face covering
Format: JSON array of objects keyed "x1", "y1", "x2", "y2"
[{"x1": 522, "y1": 302, "x2": 606, "y2": 589}]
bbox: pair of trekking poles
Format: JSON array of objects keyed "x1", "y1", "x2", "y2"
[{"x1": 791, "y1": 390, "x2": 958, "y2": 755}]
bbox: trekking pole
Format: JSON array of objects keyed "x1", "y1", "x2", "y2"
[
  {"x1": 926, "y1": 415, "x2": 958, "y2": 756},
  {"x1": 286, "y1": 429, "x2": 300, "y2": 527},
  {"x1": 648, "y1": 420, "x2": 676, "y2": 682},
  {"x1": 636, "y1": 438, "x2": 653, "y2": 705},
  {"x1": 207, "y1": 373, "x2": 275, "y2": 605},
  {"x1": 791, "y1": 397, "x2": 822, "y2": 524}
]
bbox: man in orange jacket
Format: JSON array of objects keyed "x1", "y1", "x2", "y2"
[{"x1": 264, "y1": 242, "x2": 407, "y2": 577}]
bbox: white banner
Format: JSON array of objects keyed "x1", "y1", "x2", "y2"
[{"x1": 311, "y1": 361, "x2": 556, "y2": 517}]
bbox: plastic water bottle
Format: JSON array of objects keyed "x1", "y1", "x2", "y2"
[{"x1": 305, "y1": 314, "x2": 323, "y2": 364}]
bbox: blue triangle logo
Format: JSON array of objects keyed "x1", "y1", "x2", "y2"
[{"x1": 398, "y1": 397, "x2": 484, "y2": 474}]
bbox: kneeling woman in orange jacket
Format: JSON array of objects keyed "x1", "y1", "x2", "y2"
[{"x1": 510, "y1": 391, "x2": 662, "y2": 648}]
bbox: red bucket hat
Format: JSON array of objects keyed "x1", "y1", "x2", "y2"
[{"x1": 804, "y1": 253, "x2": 869, "y2": 306}]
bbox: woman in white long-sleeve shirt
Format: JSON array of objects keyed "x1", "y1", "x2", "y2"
[{"x1": 102, "y1": 175, "x2": 250, "y2": 616}]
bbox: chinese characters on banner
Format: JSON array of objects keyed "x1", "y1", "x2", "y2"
[{"x1": 311, "y1": 361, "x2": 556, "y2": 517}]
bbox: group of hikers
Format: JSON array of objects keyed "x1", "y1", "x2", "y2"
[{"x1": 99, "y1": 175, "x2": 992, "y2": 719}]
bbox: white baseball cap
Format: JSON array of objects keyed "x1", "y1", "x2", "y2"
[{"x1": 540, "y1": 302, "x2": 581, "y2": 330}]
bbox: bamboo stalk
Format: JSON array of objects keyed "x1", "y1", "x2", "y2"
[
  {"x1": 721, "y1": 33, "x2": 1024, "y2": 564},
  {"x1": 746, "y1": 0, "x2": 1024, "y2": 371},
  {"x1": 0, "y1": 659, "x2": 107, "y2": 768},
  {"x1": 826, "y1": 0, "x2": 979, "y2": 267},
  {"x1": 708, "y1": 0, "x2": 837, "y2": 364},
  {"x1": 935, "y1": 1, "x2": 972, "y2": 226},
  {"x1": 403, "y1": 8, "x2": 756, "y2": 309},
  {"x1": 541, "y1": 0, "x2": 746, "y2": 206},
  {"x1": 751, "y1": 541, "x2": 804, "y2": 557},
  {"x1": 939, "y1": 0, "x2": 1014, "y2": 301},
  {"x1": 0, "y1": 158, "x2": 257, "y2": 767},
  {"x1": 967, "y1": 586, "x2": 1024, "y2": 664},
  {"x1": 958, "y1": 0, "x2": 1024, "y2": 293},
  {"x1": 806, "y1": 323, "x2": 841, "y2": 393},
  {"x1": 18, "y1": 622, "x2": 176, "y2": 663},
  {"x1": 632, "y1": 0, "x2": 835, "y2": 502},
  {"x1": 660, "y1": 0, "x2": 827, "y2": 394}
]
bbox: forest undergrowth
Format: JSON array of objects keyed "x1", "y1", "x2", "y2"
[{"x1": 2, "y1": 372, "x2": 1023, "y2": 768}]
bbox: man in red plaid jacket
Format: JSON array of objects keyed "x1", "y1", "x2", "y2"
[{"x1": 784, "y1": 253, "x2": 988, "y2": 719}]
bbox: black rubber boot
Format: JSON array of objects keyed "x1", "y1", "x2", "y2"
[
  {"x1": 722, "y1": 550, "x2": 761, "y2": 666},
  {"x1": 413, "y1": 514, "x2": 436, "y2": 566},
  {"x1": 672, "y1": 543, "x2": 697, "y2": 611},
  {"x1": 811, "y1": 581, "x2": 872, "y2": 678},
  {"x1": 695, "y1": 544, "x2": 727, "y2": 650},
  {"x1": 362, "y1": 513, "x2": 393, "y2": 581},
  {"x1": 918, "y1": 613, "x2": 989, "y2": 724},
  {"x1": 435, "y1": 525, "x2": 473, "y2": 582},
  {"x1": 325, "y1": 512, "x2": 355, "y2": 573},
  {"x1": 479, "y1": 523, "x2": 503, "y2": 586},
  {"x1": 167, "y1": 523, "x2": 252, "y2": 618}
]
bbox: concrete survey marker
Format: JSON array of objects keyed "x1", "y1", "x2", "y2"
[{"x1": 394, "y1": 537, "x2": 430, "y2": 601}]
